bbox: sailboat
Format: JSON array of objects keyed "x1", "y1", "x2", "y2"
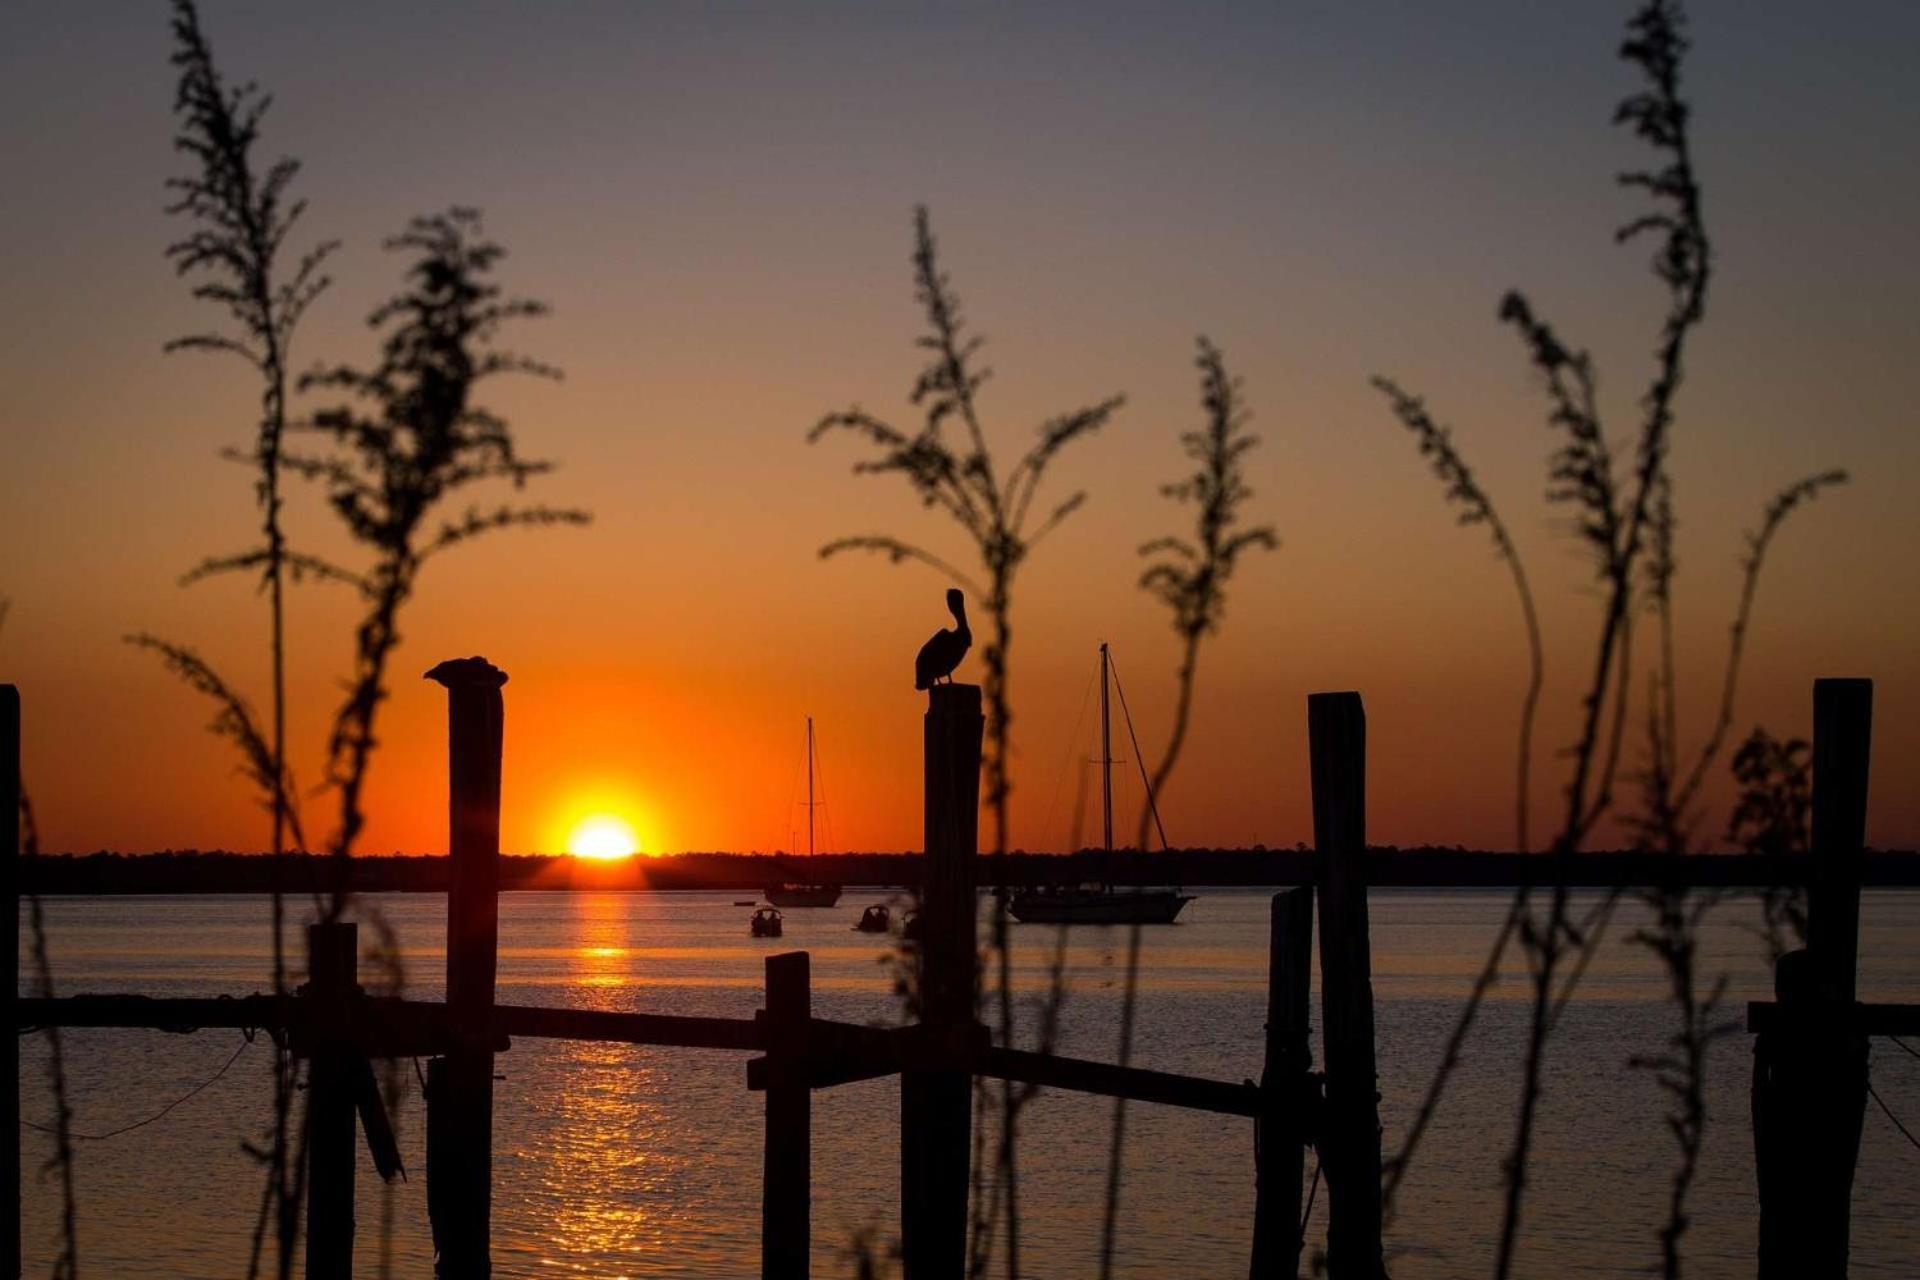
[
  {"x1": 765, "y1": 716, "x2": 843, "y2": 908},
  {"x1": 1007, "y1": 643, "x2": 1193, "y2": 925}
]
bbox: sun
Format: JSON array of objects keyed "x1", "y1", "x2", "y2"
[{"x1": 567, "y1": 814, "x2": 640, "y2": 860}]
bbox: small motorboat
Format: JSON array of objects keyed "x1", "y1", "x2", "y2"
[
  {"x1": 854, "y1": 904, "x2": 891, "y2": 933},
  {"x1": 733, "y1": 900, "x2": 756, "y2": 907},
  {"x1": 750, "y1": 906, "x2": 784, "y2": 938}
]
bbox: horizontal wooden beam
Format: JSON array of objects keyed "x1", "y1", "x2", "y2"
[
  {"x1": 979, "y1": 1046, "x2": 1263, "y2": 1117},
  {"x1": 1747, "y1": 1001, "x2": 1920, "y2": 1037},
  {"x1": 12, "y1": 994, "x2": 499, "y2": 1058},
  {"x1": 16, "y1": 993, "x2": 289, "y2": 1032},
  {"x1": 745, "y1": 1028, "x2": 1267, "y2": 1118},
  {"x1": 746, "y1": 1020, "x2": 989, "y2": 1092},
  {"x1": 17, "y1": 997, "x2": 1292, "y2": 1118},
  {"x1": 493, "y1": 1003, "x2": 761, "y2": 1052},
  {"x1": 14, "y1": 994, "x2": 756, "y2": 1055}
]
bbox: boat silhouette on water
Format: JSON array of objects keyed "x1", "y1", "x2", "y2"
[
  {"x1": 765, "y1": 881, "x2": 841, "y2": 908},
  {"x1": 1007, "y1": 643, "x2": 1193, "y2": 926},
  {"x1": 765, "y1": 715, "x2": 843, "y2": 908},
  {"x1": 750, "y1": 906, "x2": 784, "y2": 938},
  {"x1": 854, "y1": 903, "x2": 891, "y2": 933}
]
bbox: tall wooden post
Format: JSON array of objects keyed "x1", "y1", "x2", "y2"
[
  {"x1": 1251, "y1": 887, "x2": 1314, "y2": 1279},
  {"x1": 902, "y1": 683, "x2": 981, "y2": 1280},
  {"x1": 304, "y1": 920, "x2": 359, "y2": 1279},
  {"x1": 2, "y1": 685, "x2": 20, "y2": 1279},
  {"x1": 762, "y1": 951, "x2": 811, "y2": 1279},
  {"x1": 1809, "y1": 678, "x2": 1871, "y2": 1005},
  {"x1": 1308, "y1": 692, "x2": 1385, "y2": 1280},
  {"x1": 1756, "y1": 678, "x2": 1870, "y2": 1277},
  {"x1": 426, "y1": 657, "x2": 507, "y2": 1278}
]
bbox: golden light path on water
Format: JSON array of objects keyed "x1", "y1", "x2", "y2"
[{"x1": 529, "y1": 895, "x2": 674, "y2": 1273}]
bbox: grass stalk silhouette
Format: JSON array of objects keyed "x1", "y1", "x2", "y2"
[
  {"x1": 294, "y1": 207, "x2": 588, "y2": 914},
  {"x1": 1372, "y1": 379, "x2": 1542, "y2": 856},
  {"x1": 1492, "y1": 10, "x2": 1710, "y2": 1271},
  {"x1": 1095, "y1": 346, "x2": 1274, "y2": 1274},
  {"x1": 165, "y1": 0, "x2": 336, "y2": 881},
  {"x1": 812, "y1": 205, "x2": 1120, "y2": 1273},
  {"x1": 155, "y1": 4, "x2": 339, "y2": 1265},
  {"x1": 124, "y1": 637, "x2": 311, "y2": 859},
  {"x1": 1620, "y1": 475, "x2": 1844, "y2": 1276},
  {"x1": 1366, "y1": 376, "x2": 1544, "y2": 1222},
  {"x1": 5, "y1": 602, "x2": 79, "y2": 1278},
  {"x1": 121, "y1": 629, "x2": 313, "y2": 1278},
  {"x1": 1134, "y1": 337, "x2": 1277, "y2": 851},
  {"x1": 1370, "y1": 5, "x2": 1838, "y2": 1272},
  {"x1": 965, "y1": 923, "x2": 1072, "y2": 1280},
  {"x1": 23, "y1": 812, "x2": 79, "y2": 1280}
]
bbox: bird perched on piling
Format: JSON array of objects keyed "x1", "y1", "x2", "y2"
[{"x1": 914, "y1": 588, "x2": 972, "y2": 689}]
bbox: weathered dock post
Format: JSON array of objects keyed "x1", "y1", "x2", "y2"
[
  {"x1": 1251, "y1": 886, "x2": 1314, "y2": 1279},
  {"x1": 304, "y1": 920, "x2": 360, "y2": 1279},
  {"x1": 1755, "y1": 678, "x2": 1871, "y2": 1278},
  {"x1": 1308, "y1": 692, "x2": 1385, "y2": 1280},
  {"x1": 426, "y1": 657, "x2": 508, "y2": 1278},
  {"x1": 762, "y1": 951, "x2": 812, "y2": 1278},
  {"x1": 902, "y1": 682, "x2": 982, "y2": 1280},
  {"x1": 3, "y1": 684, "x2": 20, "y2": 1278},
  {"x1": 1809, "y1": 678, "x2": 1871, "y2": 1010}
]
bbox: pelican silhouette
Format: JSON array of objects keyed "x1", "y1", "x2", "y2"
[{"x1": 914, "y1": 589, "x2": 972, "y2": 690}]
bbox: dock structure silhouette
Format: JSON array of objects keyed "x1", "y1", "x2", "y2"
[{"x1": 4, "y1": 670, "x2": 1915, "y2": 1276}]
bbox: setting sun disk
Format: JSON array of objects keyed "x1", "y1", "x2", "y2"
[{"x1": 567, "y1": 815, "x2": 639, "y2": 860}]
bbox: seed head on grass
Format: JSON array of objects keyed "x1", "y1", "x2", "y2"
[
  {"x1": 124, "y1": 634, "x2": 310, "y2": 861},
  {"x1": 1134, "y1": 337, "x2": 1275, "y2": 845},
  {"x1": 295, "y1": 208, "x2": 589, "y2": 911}
]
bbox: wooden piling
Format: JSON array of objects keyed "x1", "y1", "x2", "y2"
[
  {"x1": 762, "y1": 952, "x2": 811, "y2": 1279},
  {"x1": 902, "y1": 682, "x2": 981, "y2": 1280},
  {"x1": 1809, "y1": 678, "x2": 1871, "y2": 1004},
  {"x1": 1755, "y1": 678, "x2": 1871, "y2": 1278},
  {"x1": 3, "y1": 684, "x2": 19, "y2": 1279},
  {"x1": 1251, "y1": 886, "x2": 1314, "y2": 1279},
  {"x1": 304, "y1": 920, "x2": 359, "y2": 1280},
  {"x1": 425, "y1": 657, "x2": 508, "y2": 1278},
  {"x1": 1807, "y1": 675, "x2": 1872, "y2": 1274},
  {"x1": 1307, "y1": 692, "x2": 1385, "y2": 1280}
]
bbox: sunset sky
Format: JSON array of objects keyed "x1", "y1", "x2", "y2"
[{"x1": 2, "y1": 1, "x2": 1915, "y2": 856}]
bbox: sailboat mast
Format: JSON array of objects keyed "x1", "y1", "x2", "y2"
[
  {"x1": 806, "y1": 715, "x2": 815, "y2": 860},
  {"x1": 1100, "y1": 642, "x2": 1113, "y2": 856}
]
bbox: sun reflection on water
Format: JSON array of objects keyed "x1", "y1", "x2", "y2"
[{"x1": 525, "y1": 895, "x2": 688, "y2": 1268}]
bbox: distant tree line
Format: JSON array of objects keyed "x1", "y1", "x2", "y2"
[{"x1": 20, "y1": 847, "x2": 1916, "y2": 895}]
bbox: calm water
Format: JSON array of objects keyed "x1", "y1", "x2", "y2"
[{"x1": 17, "y1": 889, "x2": 1920, "y2": 1277}]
